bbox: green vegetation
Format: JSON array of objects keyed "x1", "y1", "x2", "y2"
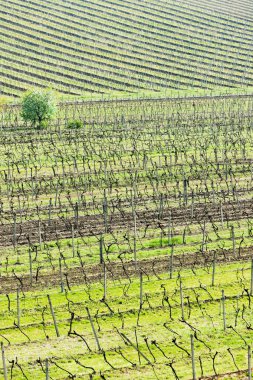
[{"x1": 67, "y1": 119, "x2": 83, "y2": 129}]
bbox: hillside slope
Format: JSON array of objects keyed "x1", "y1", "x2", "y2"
[{"x1": 0, "y1": 0, "x2": 253, "y2": 97}]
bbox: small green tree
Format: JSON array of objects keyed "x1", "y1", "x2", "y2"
[{"x1": 21, "y1": 88, "x2": 57, "y2": 129}]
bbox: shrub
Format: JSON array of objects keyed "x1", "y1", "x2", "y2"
[{"x1": 67, "y1": 119, "x2": 83, "y2": 129}]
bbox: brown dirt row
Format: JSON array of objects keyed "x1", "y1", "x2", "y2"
[
  {"x1": 1, "y1": 244, "x2": 252, "y2": 294},
  {"x1": 0, "y1": 197, "x2": 251, "y2": 246}
]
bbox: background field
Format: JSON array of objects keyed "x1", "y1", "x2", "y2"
[{"x1": 1, "y1": 0, "x2": 253, "y2": 98}]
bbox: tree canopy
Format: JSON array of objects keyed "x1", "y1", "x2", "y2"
[{"x1": 21, "y1": 88, "x2": 57, "y2": 129}]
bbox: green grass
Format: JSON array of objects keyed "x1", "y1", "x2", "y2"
[{"x1": 1, "y1": 260, "x2": 253, "y2": 379}]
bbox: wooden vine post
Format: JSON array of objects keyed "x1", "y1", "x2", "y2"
[
  {"x1": 71, "y1": 224, "x2": 75, "y2": 258},
  {"x1": 103, "y1": 190, "x2": 108, "y2": 233},
  {"x1": 47, "y1": 295, "x2": 60, "y2": 337},
  {"x1": 99, "y1": 235, "x2": 104, "y2": 264},
  {"x1": 190, "y1": 334, "x2": 196, "y2": 380},
  {"x1": 45, "y1": 358, "x2": 49, "y2": 380},
  {"x1": 212, "y1": 252, "x2": 216, "y2": 287},
  {"x1": 248, "y1": 345, "x2": 252, "y2": 380},
  {"x1": 221, "y1": 289, "x2": 226, "y2": 331},
  {"x1": 231, "y1": 225, "x2": 235, "y2": 255},
  {"x1": 1, "y1": 342, "x2": 8, "y2": 380},
  {"x1": 86, "y1": 306, "x2": 101, "y2": 351},
  {"x1": 103, "y1": 262, "x2": 107, "y2": 300},
  {"x1": 133, "y1": 210, "x2": 137, "y2": 267},
  {"x1": 169, "y1": 244, "x2": 174, "y2": 280},
  {"x1": 250, "y1": 258, "x2": 253, "y2": 296},
  {"x1": 180, "y1": 277, "x2": 185, "y2": 321},
  {"x1": 59, "y1": 257, "x2": 64, "y2": 293},
  {"x1": 17, "y1": 288, "x2": 20, "y2": 328},
  {"x1": 140, "y1": 271, "x2": 143, "y2": 309},
  {"x1": 29, "y1": 248, "x2": 33, "y2": 286}
]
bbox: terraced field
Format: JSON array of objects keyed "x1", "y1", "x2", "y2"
[
  {"x1": 1, "y1": 0, "x2": 253, "y2": 97},
  {"x1": 0, "y1": 95, "x2": 253, "y2": 378}
]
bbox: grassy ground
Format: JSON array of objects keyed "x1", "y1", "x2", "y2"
[{"x1": 1, "y1": 260, "x2": 253, "y2": 379}]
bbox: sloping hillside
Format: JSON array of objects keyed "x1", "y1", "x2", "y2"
[{"x1": 0, "y1": 0, "x2": 253, "y2": 97}]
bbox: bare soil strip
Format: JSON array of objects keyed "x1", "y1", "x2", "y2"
[
  {"x1": 0, "y1": 198, "x2": 251, "y2": 246},
  {"x1": 1, "y1": 245, "x2": 252, "y2": 293}
]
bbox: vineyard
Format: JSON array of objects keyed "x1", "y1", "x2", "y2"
[
  {"x1": 0, "y1": 94, "x2": 252, "y2": 379},
  {"x1": 0, "y1": 0, "x2": 253, "y2": 97}
]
